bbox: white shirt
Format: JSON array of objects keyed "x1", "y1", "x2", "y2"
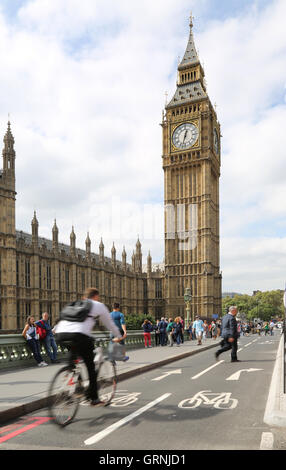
[{"x1": 55, "y1": 300, "x2": 121, "y2": 338}]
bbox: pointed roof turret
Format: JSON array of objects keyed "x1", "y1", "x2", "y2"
[
  {"x1": 52, "y1": 219, "x2": 58, "y2": 233},
  {"x1": 31, "y1": 211, "x2": 39, "y2": 244},
  {"x1": 70, "y1": 225, "x2": 76, "y2": 240},
  {"x1": 178, "y1": 13, "x2": 200, "y2": 70},
  {"x1": 136, "y1": 236, "x2": 142, "y2": 252},
  {"x1": 32, "y1": 210, "x2": 38, "y2": 226},
  {"x1": 99, "y1": 238, "x2": 105, "y2": 264},
  {"x1": 52, "y1": 219, "x2": 59, "y2": 249},
  {"x1": 70, "y1": 226, "x2": 76, "y2": 256},
  {"x1": 3, "y1": 121, "x2": 15, "y2": 149},
  {"x1": 85, "y1": 231, "x2": 91, "y2": 245},
  {"x1": 166, "y1": 14, "x2": 207, "y2": 110}
]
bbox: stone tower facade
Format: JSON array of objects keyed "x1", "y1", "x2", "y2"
[
  {"x1": 0, "y1": 122, "x2": 17, "y2": 329},
  {"x1": 162, "y1": 16, "x2": 222, "y2": 319}
]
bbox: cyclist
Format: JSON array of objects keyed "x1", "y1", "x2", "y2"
[{"x1": 55, "y1": 287, "x2": 123, "y2": 406}]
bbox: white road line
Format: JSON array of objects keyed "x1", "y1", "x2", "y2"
[
  {"x1": 84, "y1": 393, "x2": 172, "y2": 446},
  {"x1": 191, "y1": 360, "x2": 224, "y2": 380},
  {"x1": 152, "y1": 369, "x2": 182, "y2": 381},
  {"x1": 260, "y1": 432, "x2": 274, "y2": 450}
]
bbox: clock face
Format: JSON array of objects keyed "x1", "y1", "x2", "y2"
[
  {"x1": 214, "y1": 128, "x2": 219, "y2": 154},
  {"x1": 172, "y1": 123, "x2": 199, "y2": 150}
]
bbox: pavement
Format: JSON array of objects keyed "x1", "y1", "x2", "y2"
[{"x1": 0, "y1": 334, "x2": 285, "y2": 427}]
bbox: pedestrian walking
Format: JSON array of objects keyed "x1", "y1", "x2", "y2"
[
  {"x1": 158, "y1": 317, "x2": 168, "y2": 346},
  {"x1": 193, "y1": 316, "x2": 204, "y2": 345},
  {"x1": 166, "y1": 318, "x2": 175, "y2": 346},
  {"x1": 22, "y1": 316, "x2": 48, "y2": 367},
  {"x1": 187, "y1": 323, "x2": 193, "y2": 340},
  {"x1": 35, "y1": 312, "x2": 59, "y2": 363},
  {"x1": 154, "y1": 320, "x2": 160, "y2": 346},
  {"x1": 173, "y1": 317, "x2": 183, "y2": 346},
  {"x1": 110, "y1": 303, "x2": 129, "y2": 361},
  {"x1": 270, "y1": 321, "x2": 275, "y2": 336},
  {"x1": 256, "y1": 323, "x2": 262, "y2": 336},
  {"x1": 215, "y1": 306, "x2": 240, "y2": 362},
  {"x1": 211, "y1": 321, "x2": 218, "y2": 339},
  {"x1": 179, "y1": 317, "x2": 185, "y2": 344},
  {"x1": 142, "y1": 319, "x2": 153, "y2": 348},
  {"x1": 203, "y1": 320, "x2": 208, "y2": 341},
  {"x1": 263, "y1": 322, "x2": 270, "y2": 336}
]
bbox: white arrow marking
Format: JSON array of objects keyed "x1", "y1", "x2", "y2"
[
  {"x1": 152, "y1": 369, "x2": 182, "y2": 381},
  {"x1": 226, "y1": 368, "x2": 263, "y2": 381}
]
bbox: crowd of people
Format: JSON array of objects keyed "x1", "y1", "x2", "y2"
[
  {"x1": 22, "y1": 304, "x2": 279, "y2": 369},
  {"x1": 141, "y1": 316, "x2": 280, "y2": 348},
  {"x1": 141, "y1": 316, "x2": 223, "y2": 347}
]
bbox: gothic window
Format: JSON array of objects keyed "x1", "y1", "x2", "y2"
[
  {"x1": 25, "y1": 302, "x2": 31, "y2": 317},
  {"x1": 155, "y1": 279, "x2": 162, "y2": 299},
  {"x1": 39, "y1": 263, "x2": 42, "y2": 289},
  {"x1": 16, "y1": 301, "x2": 20, "y2": 329},
  {"x1": 65, "y1": 268, "x2": 70, "y2": 292},
  {"x1": 81, "y1": 272, "x2": 85, "y2": 292},
  {"x1": 25, "y1": 260, "x2": 30, "y2": 288},
  {"x1": 47, "y1": 265, "x2": 51, "y2": 290},
  {"x1": 16, "y1": 259, "x2": 19, "y2": 286},
  {"x1": 58, "y1": 266, "x2": 61, "y2": 291},
  {"x1": 143, "y1": 279, "x2": 148, "y2": 299}
]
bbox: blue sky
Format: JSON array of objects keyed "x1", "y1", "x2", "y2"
[{"x1": 0, "y1": 0, "x2": 285, "y2": 294}]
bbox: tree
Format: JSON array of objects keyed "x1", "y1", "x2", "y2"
[
  {"x1": 125, "y1": 313, "x2": 155, "y2": 330},
  {"x1": 222, "y1": 290, "x2": 284, "y2": 322}
]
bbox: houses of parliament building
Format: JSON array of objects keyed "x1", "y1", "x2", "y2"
[{"x1": 0, "y1": 16, "x2": 221, "y2": 330}]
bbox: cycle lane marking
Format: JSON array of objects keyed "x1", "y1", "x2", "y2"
[
  {"x1": 0, "y1": 417, "x2": 52, "y2": 444},
  {"x1": 84, "y1": 393, "x2": 172, "y2": 446},
  {"x1": 191, "y1": 360, "x2": 224, "y2": 380},
  {"x1": 152, "y1": 369, "x2": 182, "y2": 381}
]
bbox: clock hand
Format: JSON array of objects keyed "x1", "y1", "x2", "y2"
[{"x1": 183, "y1": 130, "x2": 188, "y2": 143}]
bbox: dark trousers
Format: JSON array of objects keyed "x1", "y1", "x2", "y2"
[
  {"x1": 155, "y1": 333, "x2": 160, "y2": 346},
  {"x1": 56, "y1": 332, "x2": 98, "y2": 400},
  {"x1": 217, "y1": 337, "x2": 238, "y2": 361},
  {"x1": 159, "y1": 331, "x2": 166, "y2": 346},
  {"x1": 27, "y1": 338, "x2": 43, "y2": 364}
]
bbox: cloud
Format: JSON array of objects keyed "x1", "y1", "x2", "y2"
[{"x1": 0, "y1": 0, "x2": 285, "y2": 292}]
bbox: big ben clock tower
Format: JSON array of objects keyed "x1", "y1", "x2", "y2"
[{"x1": 162, "y1": 14, "x2": 222, "y2": 319}]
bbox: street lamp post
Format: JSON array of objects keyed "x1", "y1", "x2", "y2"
[{"x1": 184, "y1": 287, "x2": 192, "y2": 329}]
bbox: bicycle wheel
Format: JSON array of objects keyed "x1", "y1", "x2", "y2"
[
  {"x1": 48, "y1": 366, "x2": 82, "y2": 426},
  {"x1": 97, "y1": 359, "x2": 117, "y2": 405}
]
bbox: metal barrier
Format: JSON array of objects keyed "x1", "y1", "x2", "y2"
[
  {"x1": 0, "y1": 331, "x2": 190, "y2": 370},
  {"x1": 283, "y1": 318, "x2": 286, "y2": 393}
]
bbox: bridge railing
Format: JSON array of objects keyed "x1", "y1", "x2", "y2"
[{"x1": 0, "y1": 331, "x2": 190, "y2": 370}]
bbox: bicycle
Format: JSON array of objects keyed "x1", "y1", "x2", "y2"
[{"x1": 48, "y1": 339, "x2": 117, "y2": 427}]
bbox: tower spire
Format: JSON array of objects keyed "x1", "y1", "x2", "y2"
[
  {"x1": 2, "y1": 120, "x2": 16, "y2": 189},
  {"x1": 178, "y1": 13, "x2": 199, "y2": 70},
  {"x1": 166, "y1": 14, "x2": 207, "y2": 110}
]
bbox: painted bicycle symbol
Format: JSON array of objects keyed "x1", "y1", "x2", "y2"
[
  {"x1": 108, "y1": 390, "x2": 142, "y2": 407},
  {"x1": 178, "y1": 390, "x2": 238, "y2": 410}
]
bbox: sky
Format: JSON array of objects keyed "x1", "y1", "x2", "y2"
[{"x1": 0, "y1": 0, "x2": 285, "y2": 295}]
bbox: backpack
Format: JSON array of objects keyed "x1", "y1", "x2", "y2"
[
  {"x1": 36, "y1": 320, "x2": 47, "y2": 340},
  {"x1": 167, "y1": 322, "x2": 174, "y2": 332},
  {"x1": 60, "y1": 299, "x2": 93, "y2": 322}
]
